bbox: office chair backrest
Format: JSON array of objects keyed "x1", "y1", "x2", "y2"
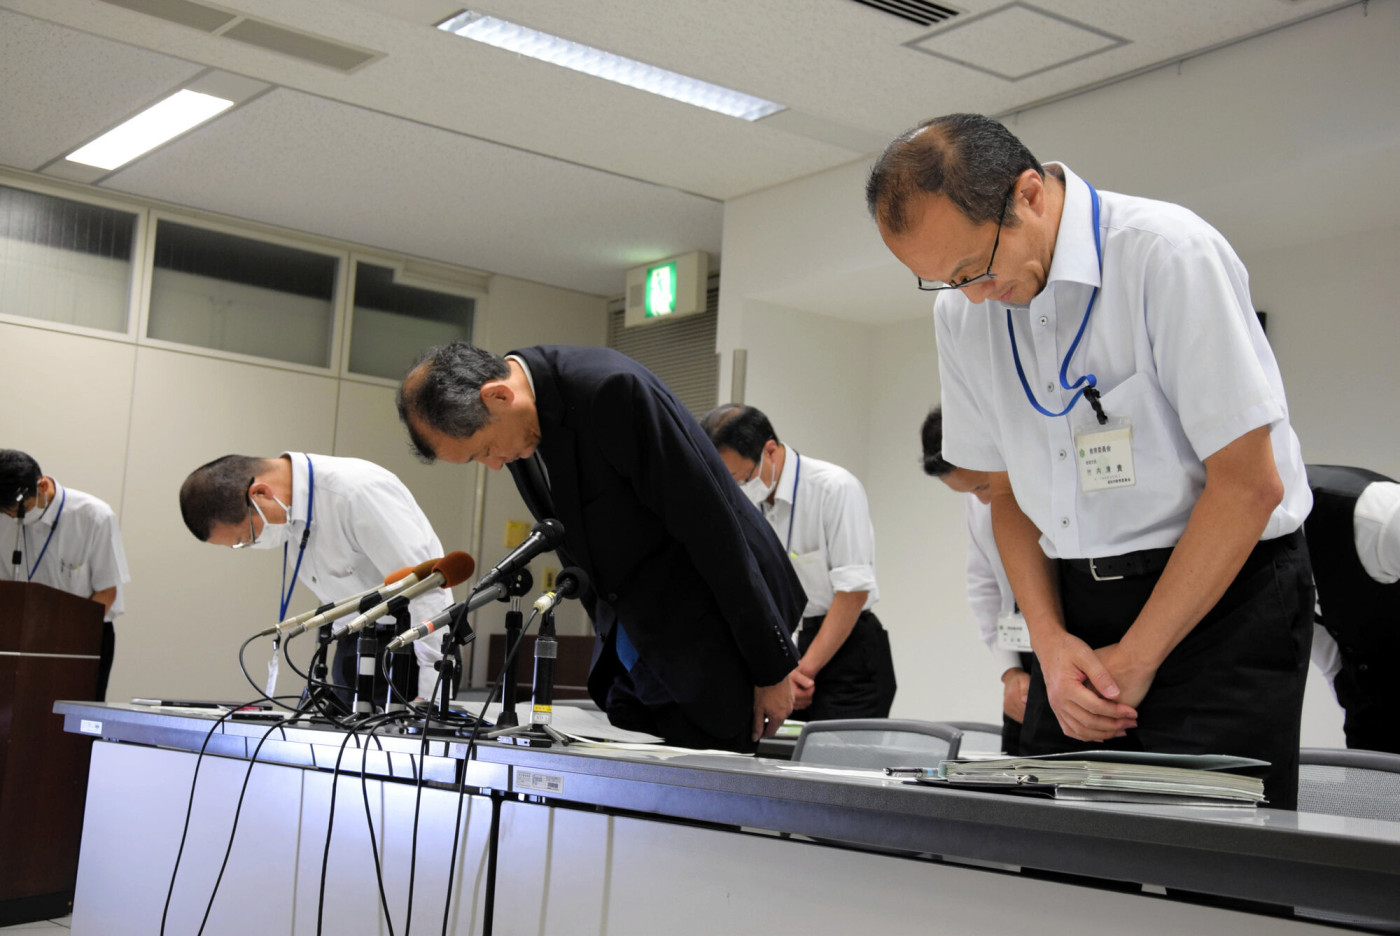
[
  {"x1": 792, "y1": 719, "x2": 962, "y2": 770},
  {"x1": 1297, "y1": 748, "x2": 1400, "y2": 821},
  {"x1": 942, "y1": 721, "x2": 1005, "y2": 756}
]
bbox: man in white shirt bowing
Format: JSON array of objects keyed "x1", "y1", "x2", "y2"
[
  {"x1": 1, "y1": 449, "x2": 129, "y2": 701},
  {"x1": 179, "y1": 452, "x2": 451, "y2": 702},
  {"x1": 920, "y1": 408, "x2": 1029, "y2": 755},
  {"x1": 870, "y1": 114, "x2": 1314, "y2": 808},
  {"x1": 701, "y1": 404, "x2": 896, "y2": 721}
]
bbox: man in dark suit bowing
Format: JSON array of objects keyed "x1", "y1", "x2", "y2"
[{"x1": 397, "y1": 341, "x2": 805, "y2": 752}]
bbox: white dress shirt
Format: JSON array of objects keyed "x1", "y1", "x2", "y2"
[
  {"x1": 965, "y1": 496, "x2": 1020, "y2": 677},
  {"x1": 759, "y1": 445, "x2": 877, "y2": 620},
  {"x1": 936, "y1": 163, "x2": 1310, "y2": 559},
  {"x1": 1311, "y1": 479, "x2": 1400, "y2": 684},
  {"x1": 283, "y1": 453, "x2": 451, "y2": 699},
  {"x1": 0, "y1": 481, "x2": 128, "y2": 622}
]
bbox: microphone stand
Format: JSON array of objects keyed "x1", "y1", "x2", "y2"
[
  {"x1": 429, "y1": 572, "x2": 523, "y2": 725},
  {"x1": 11, "y1": 493, "x2": 25, "y2": 580},
  {"x1": 489, "y1": 568, "x2": 534, "y2": 730},
  {"x1": 302, "y1": 624, "x2": 350, "y2": 721},
  {"x1": 489, "y1": 606, "x2": 567, "y2": 747}
]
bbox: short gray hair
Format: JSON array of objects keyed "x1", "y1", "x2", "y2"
[{"x1": 397, "y1": 341, "x2": 510, "y2": 461}]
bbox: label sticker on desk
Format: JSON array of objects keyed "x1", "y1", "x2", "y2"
[
  {"x1": 517, "y1": 770, "x2": 565, "y2": 795},
  {"x1": 79, "y1": 719, "x2": 103, "y2": 735}
]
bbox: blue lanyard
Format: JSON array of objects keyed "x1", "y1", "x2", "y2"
[
  {"x1": 23, "y1": 488, "x2": 66, "y2": 581},
  {"x1": 785, "y1": 453, "x2": 801, "y2": 555},
  {"x1": 1006, "y1": 179, "x2": 1106, "y2": 422},
  {"x1": 278, "y1": 456, "x2": 314, "y2": 622}
]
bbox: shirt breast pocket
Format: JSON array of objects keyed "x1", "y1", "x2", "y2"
[{"x1": 1093, "y1": 371, "x2": 1200, "y2": 507}]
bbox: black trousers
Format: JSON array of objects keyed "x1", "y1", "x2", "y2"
[
  {"x1": 605, "y1": 667, "x2": 758, "y2": 753},
  {"x1": 789, "y1": 610, "x2": 897, "y2": 722},
  {"x1": 1019, "y1": 531, "x2": 1314, "y2": 810},
  {"x1": 1000, "y1": 651, "x2": 1036, "y2": 756},
  {"x1": 1342, "y1": 700, "x2": 1400, "y2": 755}
]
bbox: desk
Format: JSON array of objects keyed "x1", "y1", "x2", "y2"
[{"x1": 57, "y1": 702, "x2": 1400, "y2": 934}]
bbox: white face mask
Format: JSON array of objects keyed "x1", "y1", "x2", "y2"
[
  {"x1": 739, "y1": 453, "x2": 776, "y2": 506},
  {"x1": 246, "y1": 494, "x2": 294, "y2": 549},
  {"x1": 18, "y1": 489, "x2": 51, "y2": 526}
]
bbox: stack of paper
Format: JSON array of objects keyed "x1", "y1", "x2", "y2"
[{"x1": 926, "y1": 751, "x2": 1268, "y2": 806}]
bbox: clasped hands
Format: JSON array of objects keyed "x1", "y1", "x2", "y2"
[{"x1": 1038, "y1": 631, "x2": 1156, "y2": 742}]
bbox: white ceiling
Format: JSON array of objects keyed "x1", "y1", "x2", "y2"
[{"x1": 0, "y1": 0, "x2": 1355, "y2": 298}]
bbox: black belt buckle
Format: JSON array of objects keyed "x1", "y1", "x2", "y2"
[{"x1": 1087, "y1": 557, "x2": 1124, "y2": 582}]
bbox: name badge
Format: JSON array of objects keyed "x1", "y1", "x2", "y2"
[
  {"x1": 1075, "y1": 418, "x2": 1136, "y2": 492},
  {"x1": 996, "y1": 613, "x2": 1032, "y2": 652}
]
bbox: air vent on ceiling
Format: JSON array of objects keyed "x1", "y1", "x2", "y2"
[
  {"x1": 98, "y1": 0, "x2": 235, "y2": 32},
  {"x1": 850, "y1": 0, "x2": 961, "y2": 28},
  {"x1": 96, "y1": 0, "x2": 381, "y2": 72}
]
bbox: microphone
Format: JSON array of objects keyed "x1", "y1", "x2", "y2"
[
  {"x1": 384, "y1": 582, "x2": 502, "y2": 651},
  {"x1": 259, "y1": 557, "x2": 439, "y2": 638},
  {"x1": 332, "y1": 551, "x2": 476, "y2": 639},
  {"x1": 533, "y1": 567, "x2": 590, "y2": 615},
  {"x1": 474, "y1": 519, "x2": 565, "y2": 593}
]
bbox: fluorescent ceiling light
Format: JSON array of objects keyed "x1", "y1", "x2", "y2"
[
  {"x1": 66, "y1": 89, "x2": 235, "y2": 171},
  {"x1": 437, "y1": 11, "x2": 784, "y2": 122}
]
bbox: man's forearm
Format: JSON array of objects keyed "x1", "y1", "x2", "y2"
[
  {"x1": 988, "y1": 478, "x2": 1062, "y2": 649},
  {"x1": 1116, "y1": 426, "x2": 1283, "y2": 674},
  {"x1": 799, "y1": 590, "x2": 867, "y2": 675}
]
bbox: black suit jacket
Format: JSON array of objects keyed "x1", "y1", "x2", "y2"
[{"x1": 506, "y1": 346, "x2": 804, "y2": 737}]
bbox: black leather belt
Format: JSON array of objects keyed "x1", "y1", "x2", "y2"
[{"x1": 1064, "y1": 546, "x2": 1174, "y2": 581}]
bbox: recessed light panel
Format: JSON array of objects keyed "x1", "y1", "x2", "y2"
[
  {"x1": 437, "y1": 11, "x2": 784, "y2": 122},
  {"x1": 66, "y1": 89, "x2": 234, "y2": 170}
]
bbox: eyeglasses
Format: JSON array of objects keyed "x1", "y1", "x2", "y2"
[
  {"x1": 916, "y1": 185, "x2": 1014, "y2": 292},
  {"x1": 231, "y1": 478, "x2": 257, "y2": 549}
]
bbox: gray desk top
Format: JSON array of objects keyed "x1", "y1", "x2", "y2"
[{"x1": 58, "y1": 701, "x2": 1400, "y2": 923}]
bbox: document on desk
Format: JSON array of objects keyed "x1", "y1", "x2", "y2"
[
  {"x1": 898, "y1": 751, "x2": 1268, "y2": 806},
  {"x1": 478, "y1": 702, "x2": 664, "y2": 744}
]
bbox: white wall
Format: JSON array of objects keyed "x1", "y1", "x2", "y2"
[{"x1": 716, "y1": 1, "x2": 1400, "y2": 746}]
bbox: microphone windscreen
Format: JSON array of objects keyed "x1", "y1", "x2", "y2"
[
  {"x1": 383, "y1": 564, "x2": 417, "y2": 585},
  {"x1": 434, "y1": 551, "x2": 477, "y2": 587}
]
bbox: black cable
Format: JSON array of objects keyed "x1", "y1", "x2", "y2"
[
  {"x1": 235, "y1": 633, "x2": 301, "y2": 712},
  {"x1": 440, "y1": 607, "x2": 541, "y2": 935},
  {"x1": 195, "y1": 711, "x2": 306, "y2": 935},
  {"x1": 159, "y1": 694, "x2": 305, "y2": 935},
  {"x1": 359, "y1": 715, "x2": 406, "y2": 936},
  {"x1": 402, "y1": 664, "x2": 447, "y2": 936},
  {"x1": 316, "y1": 714, "x2": 376, "y2": 935}
]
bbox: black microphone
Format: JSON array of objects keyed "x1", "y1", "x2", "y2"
[
  {"x1": 10, "y1": 490, "x2": 24, "y2": 570},
  {"x1": 474, "y1": 519, "x2": 565, "y2": 593},
  {"x1": 533, "y1": 567, "x2": 590, "y2": 615},
  {"x1": 531, "y1": 622, "x2": 557, "y2": 728},
  {"x1": 383, "y1": 583, "x2": 501, "y2": 651}
]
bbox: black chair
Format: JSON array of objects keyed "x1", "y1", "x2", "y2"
[
  {"x1": 792, "y1": 718, "x2": 962, "y2": 770},
  {"x1": 1297, "y1": 747, "x2": 1400, "y2": 822}
]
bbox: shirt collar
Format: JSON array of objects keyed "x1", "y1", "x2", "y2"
[
  {"x1": 506, "y1": 354, "x2": 538, "y2": 400},
  {"x1": 32, "y1": 479, "x2": 65, "y2": 527},
  {"x1": 280, "y1": 452, "x2": 311, "y2": 526},
  {"x1": 772, "y1": 443, "x2": 799, "y2": 506},
  {"x1": 1043, "y1": 162, "x2": 1102, "y2": 291}
]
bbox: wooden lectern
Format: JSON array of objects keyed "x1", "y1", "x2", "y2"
[{"x1": 0, "y1": 581, "x2": 103, "y2": 926}]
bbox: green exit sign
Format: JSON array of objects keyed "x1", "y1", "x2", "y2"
[{"x1": 644, "y1": 261, "x2": 678, "y2": 317}]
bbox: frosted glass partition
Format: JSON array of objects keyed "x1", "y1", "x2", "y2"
[
  {"x1": 0, "y1": 184, "x2": 136, "y2": 333},
  {"x1": 148, "y1": 220, "x2": 338, "y2": 368},
  {"x1": 348, "y1": 262, "x2": 475, "y2": 380}
]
